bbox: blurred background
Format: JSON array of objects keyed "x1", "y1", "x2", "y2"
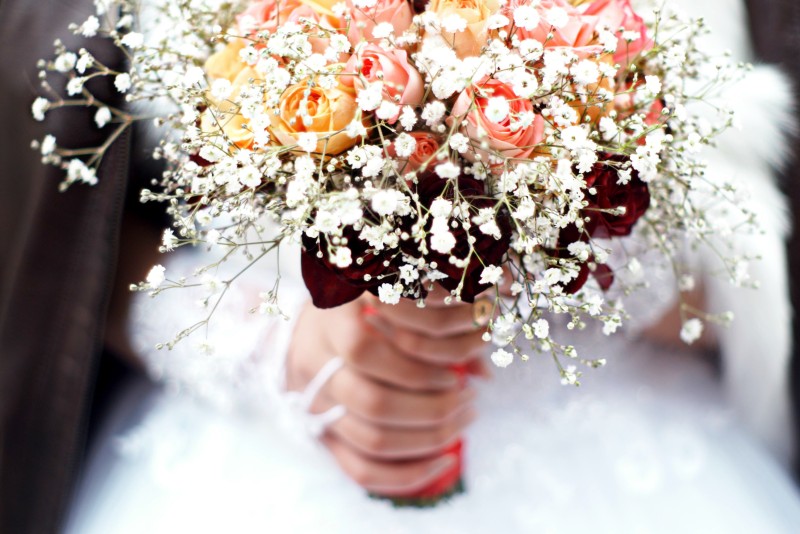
[{"x1": 1, "y1": 1, "x2": 800, "y2": 533}]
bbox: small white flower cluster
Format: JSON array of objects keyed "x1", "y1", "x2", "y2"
[{"x1": 36, "y1": 0, "x2": 751, "y2": 383}]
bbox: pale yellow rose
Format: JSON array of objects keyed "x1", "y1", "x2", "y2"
[
  {"x1": 269, "y1": 80, "x2": 362, "y2": 155},
  {"x1": 427, "y1": 0, "x2": 500, "y2": 58},
  {"x1": 299, "y1": 0, "x2": 341, "y2": 16},
  {"x1": 204, "y1": 38, "x2": 247, "y2": 82},
  {"x1": 200, "y1": 67, "x2": 263, "y2": 150},
  {"x1": 569, "y1": 54, "x2": 616, "y2": 125}
]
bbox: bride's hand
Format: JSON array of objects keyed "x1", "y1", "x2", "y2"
[{"x1": 286, "y1": 288, "x2": 487, "y2": 496}]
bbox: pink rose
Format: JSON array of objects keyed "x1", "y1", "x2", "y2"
[
  {"x1": 346, "y1": 0, "x2": 413, "y2": 45},
  {"x1": 237, "y1": 0, "x2": 303, "y2": 34},
  {"x1": 451, "y1": 78, "x2": 546, "y2": 162},
  {"x1": 387, "y1": 132, "x2": 442, "y2": 172},
  {"x1": 614, "y1": 80, "x2": 664, "y2": 126},
  {"x1": 503, "y1": 0, "x2": 600, "y2": 57},
  {"x1": 582, "y1": 0, "x2": 653, "y2": 66},
  {"x1": 237, "y1": 0, "x2": 343, "y2": 54},
  {"x1": 342, "y1": 44, "x2": 424, "y2": 122}
]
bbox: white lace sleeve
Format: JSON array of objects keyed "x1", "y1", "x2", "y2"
[{"x1": 127, "y1": 236, "x2": 310, "y2": 416}]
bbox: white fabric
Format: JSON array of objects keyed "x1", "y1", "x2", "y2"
[
  {"x1": 694, "y1": 63, "x2": 796, "y2": 462},
  {"x1": 64, "y1": 0, "x2": 800, "y2": 532},
  {"x1": 285, "y1": 356, "x2": 347, "y2": 438},
  {"x1": 66, "y1": 333, "x2": 800, "y2": 533}
]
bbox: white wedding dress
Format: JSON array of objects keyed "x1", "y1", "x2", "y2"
[{"x1": 65, "y1": 1, "x2": 800, "y2": 532}]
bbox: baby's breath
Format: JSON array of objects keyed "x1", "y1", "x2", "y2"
[{"x1": 35, "y1": 0, "x2": 750, "y2": 382}]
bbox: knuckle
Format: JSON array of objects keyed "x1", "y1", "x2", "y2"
[
  {"x1": 358, "y1": 384, "x2": 388, "y2": 419},
  {"x1": 433, "y1": 425, "x2": 452, "y2": 447},
  {"x1": 344, "y1": 335, "x2": 372, "y2": 364},
  {"x1": 398, "y1": 332, "x2": 426, "y2": 356},
  {"x1": 363, "y1": 428, "x2": 390, "y2": 454},
  {"x1": 427, "y1": 313, "x2": 449, "y2": 336},
  {"x1": 346, "y1": 345, "x2": 369, "y2": 367},
  {"x1": 430, "y1": 398, "x2": 454, "y2": 422}
]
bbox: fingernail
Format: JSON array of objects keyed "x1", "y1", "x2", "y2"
[{"x1": 361, "y1": 304, "x2": 379, "y2": 317}]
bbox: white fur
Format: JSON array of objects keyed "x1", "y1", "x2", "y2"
[{"x1": 686, "y1": 2, "x2": 796, "y2": 464}]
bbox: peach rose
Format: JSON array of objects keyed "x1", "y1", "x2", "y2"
[
  {"x1": 239, "y1": 0, "x2": 340, "y2": 29},
  {"x1": 204, "y1": 38, "x2": 247, "y2": 82},
  {"x1": 342, "y1": 44, "x2": 424, "y2": 122},
  {"x1": 269, "y1": 80, "x2": 362, "y2": 155},
  {"x1": 570, "y1": 54, "x2": 616, "y2": 124},
  {"x1": 582, "y1": 0, "x2": 653, "y2": 66},
  {"x1": 346, "y1": 0, "x2": 413, "y2": 45},
  {"x1": 237, "y1": 0, "x2": 343, "y2": 55},
  {"x1": 614, "y1": 80, "x2": 664, "y2": 126},
  {"x1": 237, "y1": 0, "x2": 302, "y2": 34},
  {"x1": 200, "y1": 67, "x2": 265, "y2": 149},
  {"x1": 502, "y1": 0, "x2": 600, "y2": 57},
  {"x1": 299, "y1": 0, "x2": 342, "y2": 16},
  {"x1": 387, "y1": 132, "x2": 442, "y2": 172},
  {"x1": 282, "y1": 5, "x2": 344, "y2": 54},
  {"x1": 451, "y1": 78, "x2": 546, "y2": 162},
  {"x1": 427, "y1": 0, "x2": 500, "y2": 58}
]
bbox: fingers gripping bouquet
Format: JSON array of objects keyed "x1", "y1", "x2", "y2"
[{"x1": 35, "y1": 0, "x2": 753, "y2": 506}]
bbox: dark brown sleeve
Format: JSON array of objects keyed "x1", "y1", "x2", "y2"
[{"x1": 0, "y1": 1, "x2": 159, "y2": 532}]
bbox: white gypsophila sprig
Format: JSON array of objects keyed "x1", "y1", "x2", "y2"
[{"x1": 36, "y1": 0, "x2": 749, "y2": 384}]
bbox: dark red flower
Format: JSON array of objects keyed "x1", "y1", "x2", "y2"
[
  {"x1": 300, "y1": 170, "x2": 512, "y2": 308},
  {"x1": 189, "y1": 153, "x2": 213, "y2": 167},
  {"x1": 300, "y1": 225, "x2": 400, "y2": 309},
  {"x1": 403, "y1": 170, "x2": 512, "y2": 302},
  {"x1": 412, "y1": 0, "x2": 429, "y2": 14},
  {"x1": 583, "y1": 156, "x2": 650, "y2": 239},
  {"x1": 552, "y1": 223, "x2": 615, "y2": 295}
]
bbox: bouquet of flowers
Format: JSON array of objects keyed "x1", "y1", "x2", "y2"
[{"x1": 34, "y1": 0, "x2": 752, "y2": 505}]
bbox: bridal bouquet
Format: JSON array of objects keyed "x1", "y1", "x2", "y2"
[{"x1": 35, "y1": 0, "x2": 750, "y2": 505}]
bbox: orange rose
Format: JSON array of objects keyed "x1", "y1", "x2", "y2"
[
  {"x1": 405, "y1": 132, "x2": 441, "y2": 171},
  {"x1": 269, "y1": 80, "x2": 362, "y2": 155},
  {"x1": 452, "y1": 78, "x2": 546, "y2": 162},
  {"x1": 427, "y1": 0, "x2": 500, "y2": 58}
]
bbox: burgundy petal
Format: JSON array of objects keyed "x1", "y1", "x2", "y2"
[
  {"x1": 563, "y1": 264, "x2": 590, "y2": 295},
  {"x1": 301, "y1": 247, "x2": 366, "y2": 308},
  {"x1": 593, "y1": 263, "x2": 615, "y2": 291}
]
